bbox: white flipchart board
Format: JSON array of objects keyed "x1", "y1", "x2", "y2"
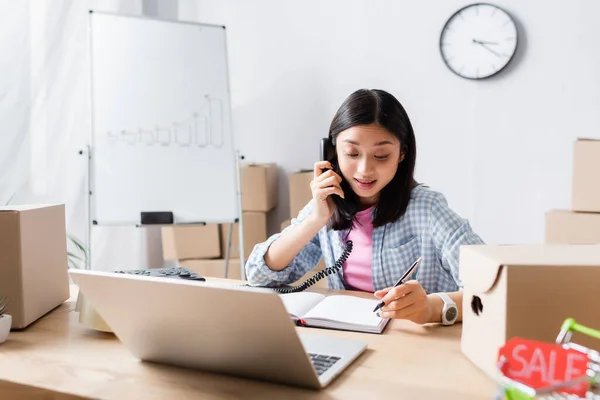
[{"x1": 89, "y1": 11, "x2": 240, "y2": 226}]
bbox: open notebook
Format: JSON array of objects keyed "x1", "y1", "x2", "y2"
[{"x1": 279, "y1": 292, "x2": 390, "y2": 334}]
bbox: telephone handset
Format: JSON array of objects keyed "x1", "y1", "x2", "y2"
[{"x1": 320, "y1": 137, "x2": 358, "y2": 220}]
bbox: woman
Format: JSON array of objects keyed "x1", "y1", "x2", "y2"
[{"x1": 245, "y1": 89, "x2": 484, "y2": 325}]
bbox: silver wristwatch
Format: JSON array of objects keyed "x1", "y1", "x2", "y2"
[{"x1": 435, "y1": 293, "x2": 458, "y2": 325}]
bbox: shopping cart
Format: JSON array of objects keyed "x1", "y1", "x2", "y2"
[{"x1": 495, "y1": 318, "x2": 600, "y2": 400}]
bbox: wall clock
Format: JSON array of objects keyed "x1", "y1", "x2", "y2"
[{"x1": 439, "y1": 3, "x2": 518, "y2": 80}]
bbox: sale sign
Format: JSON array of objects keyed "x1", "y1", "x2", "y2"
[{"x1": 498, "y1": 337, "x2": 590, "y2": 397}]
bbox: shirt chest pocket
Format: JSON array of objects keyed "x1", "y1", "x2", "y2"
[{"x1": 381, "y1": 236, "x2": 421, "y2": 287}]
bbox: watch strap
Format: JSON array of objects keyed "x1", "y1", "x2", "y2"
[{"x1": 435, "y1": 292, "x2": 455, "y2": 307}]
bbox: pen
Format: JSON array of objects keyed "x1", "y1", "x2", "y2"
[{"x1": 373, "y1": 256, "x2": 422, "y2": 313}]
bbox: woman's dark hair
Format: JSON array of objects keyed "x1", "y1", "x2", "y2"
[{"x1": 327, "y1": 89, "x2": 416, "y2": 231}]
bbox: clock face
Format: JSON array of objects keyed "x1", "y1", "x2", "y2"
[{"x1": 440, "y1": 3, "x2": 518, "y2": 80}]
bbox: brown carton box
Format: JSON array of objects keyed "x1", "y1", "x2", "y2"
[
  {"x1": 161, "y1": 224, "x2": 221, "y2": 260},
  {"x1": 545, "y1": 209, "x2": 600, "y2": 244},
  {"x1": 180, "y1": 258, "x2": 242, "y2": 280},
  {"x1": 219, "y1": 212, "x2": 267, "y2": 258},
  {"x1": 0, "y1": 204, "x2": 70, "y2": 329},
  {"x1": 241, "y1": 163, "x2": 278, "y2": 212},
  {"x1": 572, "y1": 138, "x2": 600, "y2": 212},
  {"x1": 459, "y1": 244, "x2": 600, "y2": 379},
  {"x1": 289, "y1": 170, "x2": 313, "y2": 217}
]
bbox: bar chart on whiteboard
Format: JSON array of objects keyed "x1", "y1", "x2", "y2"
[{"x1": 104, "y1": 95, "x2": 224, "y2": 148}]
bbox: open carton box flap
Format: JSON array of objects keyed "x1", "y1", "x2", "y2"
[{"x1": 460, "y1": 244, "x2": 600, "y2": 293}]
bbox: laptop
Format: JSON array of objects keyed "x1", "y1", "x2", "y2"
[{"x1": 69, "y1": 269, "x2": 368, "y2": 390}]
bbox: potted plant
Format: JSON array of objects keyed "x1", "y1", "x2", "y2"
[{"x1": 0, "y1": 296, "x2": 11, "y2": 344}]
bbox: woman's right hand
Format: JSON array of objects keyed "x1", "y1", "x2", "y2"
[{"x1": 310, "y1": 161, "x2": 345, "y2": 224}]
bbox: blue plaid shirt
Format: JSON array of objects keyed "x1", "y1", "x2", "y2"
[{"x1": 245, "y1": 184, "x2": 485, "y2": 294}]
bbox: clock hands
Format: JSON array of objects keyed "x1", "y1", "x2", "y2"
[
  {"x1": 472, "y1": 39, "x2": 499, "y2": 45},
  {"x1": 472, "y1": 38, "x2": 501, "y2": 57}
]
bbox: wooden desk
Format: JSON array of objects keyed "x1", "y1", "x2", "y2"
[{"x1": 0, "y1": 281, "x2": 497, "y2": 400}]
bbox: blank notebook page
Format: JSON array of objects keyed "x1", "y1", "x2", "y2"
[{"x1": 302, "y1": 295, "x2": 384, "y2": 327}]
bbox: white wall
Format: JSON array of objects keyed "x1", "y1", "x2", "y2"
[{"x1": 177, "y1": 0, "x2": 600, "y2": 245}]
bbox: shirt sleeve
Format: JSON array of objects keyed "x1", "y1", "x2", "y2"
[
  {"x1": 429, "y1": 192, "x2": 485, "y2": 289},
  {"x1": 244, "y1": 200, "x2": 324, "y2": 287}
]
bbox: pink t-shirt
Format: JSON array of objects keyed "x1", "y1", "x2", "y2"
[{"x1": 342, "y1": 205, "x2": 375, "y2": 292}]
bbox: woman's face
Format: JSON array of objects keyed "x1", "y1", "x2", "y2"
[{"x1": 336, "y1": 123, "x2": 403, "y2": 207}]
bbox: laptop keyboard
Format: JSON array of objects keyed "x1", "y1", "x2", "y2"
[{"x1": 307, "y1": 353, "x2": 341, "y2": 376}]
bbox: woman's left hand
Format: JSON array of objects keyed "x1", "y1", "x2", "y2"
[{"x1": 374, "y1": 280, "x2": 433, "y2": 325}]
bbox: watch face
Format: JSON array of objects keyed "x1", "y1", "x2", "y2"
[
  {"x1": 445, "y1": 307, "x2": 458, "y2": 322},
  {"x1": 440, "y1": 3, "x2": 518, "y2": 80}
]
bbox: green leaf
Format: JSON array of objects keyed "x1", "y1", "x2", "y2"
[
  {"x1": 67, "y1": 251, "x2": 83, "y2": 261},
  {"x1": 67, "y1": 234, "x2": 89, "y2": 266}
]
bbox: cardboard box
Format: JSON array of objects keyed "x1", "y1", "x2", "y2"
[
  {"x1": 179, "y1": 258, "x2": 242, "y2": 280},
  {"x1": 241, "y1": 163, "x2": 278, "y2": 212},
  {"x1": 459, "y1": 244, "x2": 600, "y2": 379},
  {"x1": 0, "y1": 204, "x2": 70, "y2": 329},
  {"x1": 572, "y1": 138, "x2": 600, "y2": 212},
  {"x1": 545, "y1": 209, "x2": 600, "y2": 244},
  {"x1": 161, "y1": 224, "x2": 221, "y2": 260},
  {"x1": 289, "y1": 170, "x2": 313, "y2": 218},
  {"x1": 219, "y1": 212, "x2": 267, "y2": 258}
]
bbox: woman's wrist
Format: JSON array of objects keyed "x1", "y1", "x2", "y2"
[
  {"x1": 425, "y1": 294, "x2": 443, "y2": 324},
  {"x1": 305, "y1": 214, "x2": 329, "y2": 231}
]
